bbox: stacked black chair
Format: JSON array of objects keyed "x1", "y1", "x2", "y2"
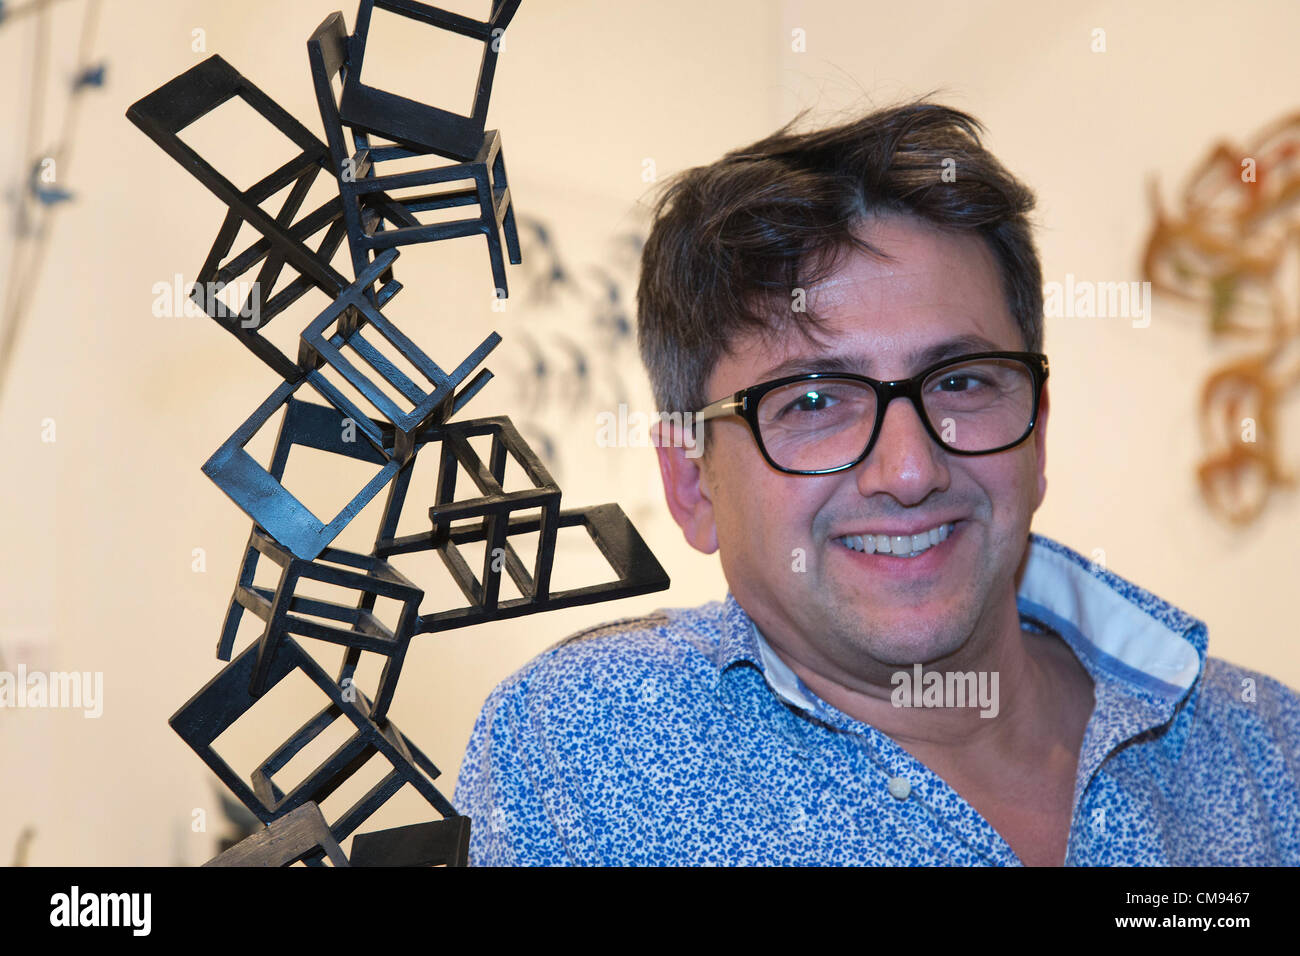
[
  {"x1": 127, "y1": 55, "x2": 400, "y2": 381},
  {"x1": 204, "y1": 802, "x2": 352, "y2": 867},
  {"x1": 310, "y1": 10, "x2": 521, "y2": 296}
]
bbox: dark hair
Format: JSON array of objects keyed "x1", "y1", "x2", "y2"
[{"x1": 636, "y1": 99, "x2": 1043, "y2": 425}]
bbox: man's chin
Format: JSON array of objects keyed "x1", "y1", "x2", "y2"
[{"x1": 831, "y1": 615, "x2": 975, "y2": 670}]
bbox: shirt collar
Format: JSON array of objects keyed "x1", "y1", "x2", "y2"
[
  {"x1": 713, "y1": 533, "x2": 1208, "y2": 746},
  {"x1": 1015, "y1": 533, "x2": 1205, "y2": 697}
]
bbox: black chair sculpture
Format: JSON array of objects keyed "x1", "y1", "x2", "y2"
[
  {"x1": 298, "y1": 247, "x2": 499, "y2": 464},
  {"x1": 349, "y1": 817, "x2": 470, "y2": 866},
  {"x1": 201, "y1": 322, "x2": 496, "y2": 564},
  {"x1": 340, "y1": 0, "x2": 524, "y2": 162},
  {"x1": 204, "y1": 802, "x2": 351, "y2": 867},
  {"x1": 171, "y1": 636, "x2": 460, "y2": 845},
  {"x1": 367, "y1": 415, "x2": 670, "y2": 634},
  {"x1": 309, "y1": 11, "x2": 521, "y2": 296},
  {"x1": 126, "y1": 55, "x2": 401, "y2": 381},
  {"x1": 242, "y1": 525, "x2": 423, "y2": 723},
  {"x1": 129, "y1": 0, "x2": 674, "y2": 867}
]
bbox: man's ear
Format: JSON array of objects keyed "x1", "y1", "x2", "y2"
[{"x1": 653, "y1": 421, "x2": 719, "y2": 554}]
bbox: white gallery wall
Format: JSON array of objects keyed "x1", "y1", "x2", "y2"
[{"x1": 0, "y1": 0, "x2": 1296, "y2": 864}]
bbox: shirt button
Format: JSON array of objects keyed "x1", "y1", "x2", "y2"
[{"x1": 887, "y1": 776, "x2": 912, "y2": 800}]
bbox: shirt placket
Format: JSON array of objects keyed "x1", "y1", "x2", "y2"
[{"x1": 763, "y1": 688, "x2": 1021, "y2": 865}]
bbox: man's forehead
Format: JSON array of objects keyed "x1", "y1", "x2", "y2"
[
  {"x1": 704, "y1": 218, "x2": 1024, "y2": 397},
  {"x1": 755, "y1": 331, "x2": 1011, "y2": 380}
]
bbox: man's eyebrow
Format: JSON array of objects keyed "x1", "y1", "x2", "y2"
[
  {"x1": 908, "y1": 333, "x2": 1009, "y2": 370},
  {"x1": 758, "y1": 333, "x2": 1008, "y2": 380}
]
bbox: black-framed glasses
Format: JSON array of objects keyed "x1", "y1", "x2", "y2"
[{"x1": 693, "y1": 351, "x2": 1049, "y2": 475}]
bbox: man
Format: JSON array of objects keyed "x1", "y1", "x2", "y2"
[{"x1": 454, "y1": 101, "x2": 1300, "y2": 865}]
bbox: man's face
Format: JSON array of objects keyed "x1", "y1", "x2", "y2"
[{"x1": 660, "y1": 213, "x2": 1048, "y2": 678}]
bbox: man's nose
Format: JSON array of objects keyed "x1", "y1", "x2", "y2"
[{"x1": 853, "y1": 395, "x2": 950, "y2": 504}]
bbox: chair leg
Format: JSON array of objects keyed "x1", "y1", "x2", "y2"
[
  {"x1": 494, "y1": 144, "x2": 522, "y2": 265},
  {"x1": 476, "y1": 167, "x2": 509, "y2": 297}
]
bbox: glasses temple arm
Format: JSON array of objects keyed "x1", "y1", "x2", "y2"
[{"x1": 692, "y1": 397, "x2": 743, "y2": 423}]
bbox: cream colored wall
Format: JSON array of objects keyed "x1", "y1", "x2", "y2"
[{"x1": 0, "y1": 0, "x2": 1294, "y2": 865}]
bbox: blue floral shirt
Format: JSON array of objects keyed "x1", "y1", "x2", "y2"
[{"x1": 454, "y1": 534, "x2": 1300, "y2": 865}]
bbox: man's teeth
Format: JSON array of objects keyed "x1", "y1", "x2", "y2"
[{"x1": 838, "y1": 523, "x2": 954, "y2": 558}]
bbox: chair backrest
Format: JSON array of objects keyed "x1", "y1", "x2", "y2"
[
  {"x1": 339, "y1": 0, "x2": 524, "y2": 161},
  {"x1": 127, "y1": 55, "x2": 346, "y2": 296},
  {"x1": 204, "y1": 802, "x2": 351, "y2": 867},
  {"x1": 306, "y1": 13, "x2": 357, "y2": 180}
]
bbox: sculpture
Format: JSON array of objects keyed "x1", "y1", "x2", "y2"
[{"x1": 127, "y1": 0, "x2": 669, "y2": 866}]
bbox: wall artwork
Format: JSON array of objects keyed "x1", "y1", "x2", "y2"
[{"x1": 1143, "y1": 111, "x2": 1300, "y2": 525}]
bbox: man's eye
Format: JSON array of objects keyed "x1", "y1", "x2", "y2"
[
  {"x1": 935, "y1": 374, "x2": 985, "y2": 392},
  {"x1": 787, "y1": 390, "x2": 835, "y2": 414}
]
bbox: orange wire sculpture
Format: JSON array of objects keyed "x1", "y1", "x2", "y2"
[{"x1": 1142, "y1": 111, "x2": 1300, "y2": 524}]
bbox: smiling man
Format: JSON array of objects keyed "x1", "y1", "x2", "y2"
[{"x1": 455, "y1": 101, "x2": 1300, "y2": 866}]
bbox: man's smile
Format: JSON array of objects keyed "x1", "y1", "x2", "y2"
[
  {"x1": 830, "y1": 519, "x2": 968, "y2": 576},
  {"x1": 835, "y1": 520, "x2": 957, "y2": 557}
]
